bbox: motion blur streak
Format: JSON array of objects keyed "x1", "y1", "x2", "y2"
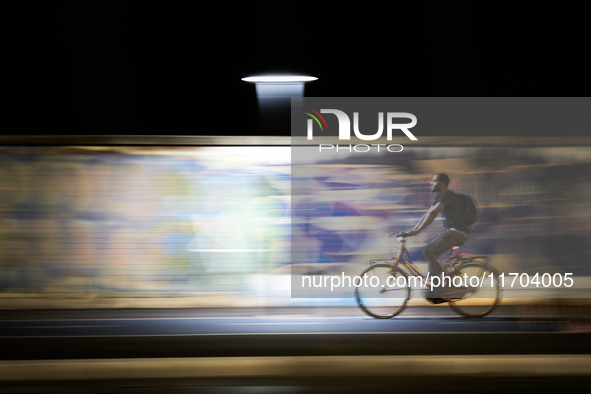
[
  {"x1": 0, "y1": 141, "x2": 590, "y2": 307},
  {"x1": 0, "y1": 145, "x2": 291, "y2": 306},
  {"x1": 2, "y1": 355, "x2": 591, "y2": 381},
  {"x1": 291, "y1": 143, "x2": 591, "y2": 300}
]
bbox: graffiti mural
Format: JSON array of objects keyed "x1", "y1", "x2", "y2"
[
  {"x1": 0, "y1": 143, "x2": 590, "y2": 303},
  {"x1": 0, "y1": 146, "x2": 292, "y2": 296}
]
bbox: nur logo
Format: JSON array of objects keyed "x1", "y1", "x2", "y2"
[
  {"x1": 303, "y1": 108, "x2": 418, "y2": 141},
  {"x1": 303, "y1": 107, "x2": 329, "y2": 133}
]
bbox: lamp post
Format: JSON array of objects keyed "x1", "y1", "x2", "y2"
[{"x1": 242, "y1": 75, "x2": 317, "y2": 134}]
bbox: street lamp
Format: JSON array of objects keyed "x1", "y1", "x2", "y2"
[{"x1": 242, "y1": 75, "x2": 317, "y2": 133}]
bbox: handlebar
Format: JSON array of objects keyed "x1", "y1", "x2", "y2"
[
  {"x1": 388, "y1": 232, "x2": 413, "y2": 250},
  {"x1": 391, "y1": 232, "x2": 410, "y2": 244},
  {"x1": 388, "y1": 232, "x2": 409, "y2": 254}
]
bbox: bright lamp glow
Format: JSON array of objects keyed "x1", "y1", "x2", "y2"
[{"x1": 242, "y1": 76, "x2": 317, "y2": 83}]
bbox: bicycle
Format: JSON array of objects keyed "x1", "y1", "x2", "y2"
[{"x1": 354, "y1": 232, "x2": 501, "y2": 318}]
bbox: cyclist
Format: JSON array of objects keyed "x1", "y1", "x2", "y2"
[{"x1": 402, "y1": 173, "x2": 469, "y2": 304}]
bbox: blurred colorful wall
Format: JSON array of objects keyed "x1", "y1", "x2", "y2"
[{"x1": 0, "y1": 141, "x2": 590, "y2": 306}]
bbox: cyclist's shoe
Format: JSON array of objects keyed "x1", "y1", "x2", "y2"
[
  {"x1": 425, "y1": 289, "x2": 449, "y2": 304},
  {"x1": 424, "y1": 287, "x2": 453, "y2": 304},
  {"x1": 426, "y1": 297, "x2": 450, "y2": 304}
]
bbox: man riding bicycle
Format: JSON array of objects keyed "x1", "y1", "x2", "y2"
[{"x1": 402, "y1": 173, "x2": 470, "y2": 304}]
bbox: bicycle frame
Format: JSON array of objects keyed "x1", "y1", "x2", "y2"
[
  {"x1": 369, "y1": 236, "x2": 427, "y2": 279},
  {"x1": 369, "y1": 235, "x2": 492, "y2": 280}
]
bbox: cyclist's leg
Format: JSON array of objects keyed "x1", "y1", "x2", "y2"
[
  {"x1": 423, "y1": 229, "x2": 468, "y2": 297},
  {"x1": 423, "y1": 229, "x2": 466, "y2": 276}
]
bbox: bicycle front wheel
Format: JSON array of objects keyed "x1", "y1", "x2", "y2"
[
  {"x1": 355, "y1": 263, "x2": 411, "y2": 319},
  {"x1": 448, "y1": 261, "x2": 500, "y2": 318}
]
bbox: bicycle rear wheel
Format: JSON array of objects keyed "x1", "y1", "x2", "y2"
[
  {"x1": 448, "y1": 261, "x2": 500, "y2": 318},
  {"x1": 355, "y1": 263, "x2": 411, "y2": 319}
]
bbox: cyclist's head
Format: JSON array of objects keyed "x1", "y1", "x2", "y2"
[
  {"x1": 435, "y1": 173, "x2": 450, "y2": 186},
  {"x1": 431, "y1": 173, "x2": 449, "y2": 192}
]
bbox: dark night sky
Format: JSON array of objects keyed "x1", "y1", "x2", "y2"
[{"x1": 4, "y1": 2, "x2": 590, "y2": 138}]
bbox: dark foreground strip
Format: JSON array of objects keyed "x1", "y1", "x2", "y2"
[
  {"x1": 1, "y1": 355, "x2": 590, "y2": 381},
  {"x1": 1, "y1": 333, "x2": 590, "y2": 360}
]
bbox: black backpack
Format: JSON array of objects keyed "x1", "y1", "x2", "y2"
[{"x1": 456, "y1": 193, "x2": 477, "y2": 226}]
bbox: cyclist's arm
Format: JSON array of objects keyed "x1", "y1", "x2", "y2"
[
  {"x1": 407, "y1": 201, "x2": 445, "y2": 235},
  {"x1": 410, "y1": 212, "x2": 428, "y2": 231}
]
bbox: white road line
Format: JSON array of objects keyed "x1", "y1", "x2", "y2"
[
  {"x1": 0, "y1": 315, "x2": 485, "y2": 323},
  {"x1": 0, "y1": 331, "x2": 558, "y2": 339},
  {"x1": 220, "y1": 322, "x2": 328, "y2": 325},
  {"x1": 11, "y1": 325, "x2": 121, "y2": 329}
]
